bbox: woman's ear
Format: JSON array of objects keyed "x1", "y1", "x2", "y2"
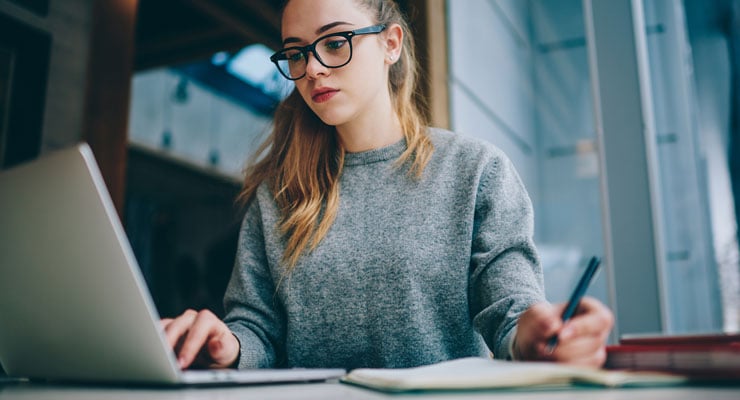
[{"x1": 384, "y1": 23, "x2": 404, "y2": 64}]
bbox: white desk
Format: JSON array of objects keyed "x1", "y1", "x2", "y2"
[{"x1": 1, "y1": 381, "x2": 739, "y2": 400}]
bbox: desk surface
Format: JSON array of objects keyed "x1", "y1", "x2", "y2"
[{"x1": 1, "y1": 381, "x2": 739, "y2": 400}]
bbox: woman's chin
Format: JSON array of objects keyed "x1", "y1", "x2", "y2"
[{"x1": 311, "y1": 110, "x2": 347, "y2": 128}]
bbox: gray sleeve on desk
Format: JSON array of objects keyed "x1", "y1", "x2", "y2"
[
  {"x1": 468, "y1": 150, "x2": 545, "y2": 360},
  {"x1": 223, "y1": 196, "x2": 285, "y2": 369}
]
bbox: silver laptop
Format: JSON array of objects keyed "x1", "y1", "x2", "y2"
[{"x1": 0, "y1": 143, "x2": 345, "y2": 385}]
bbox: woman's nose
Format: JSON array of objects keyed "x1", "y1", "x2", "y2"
[{"x1": 304, "y1": 51, "x2": 329, "y2": 79}]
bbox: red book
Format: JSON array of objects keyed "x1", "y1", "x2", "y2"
[
  {"x1": 619, "y1": 332, "x2": 740, "y2": 346},
  {"x1": 605, "y1": 333, "x2": 740, "y2": 381}
]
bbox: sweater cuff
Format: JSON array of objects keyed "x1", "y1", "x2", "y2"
[
  {"x1": 227, "y1": 323, "x2": 273, "y2": 369},
  {"x1": 229, "y1": 333, "x2": 241, "y2": 368}
]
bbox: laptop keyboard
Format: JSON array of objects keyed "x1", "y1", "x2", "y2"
[{"x1": 180, "y1": 368, "x2": 345, "y2": 385}]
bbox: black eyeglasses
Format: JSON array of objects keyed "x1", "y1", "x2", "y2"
[{"x1": 270, "y1": 24, "x2": 387, "y2": 81}]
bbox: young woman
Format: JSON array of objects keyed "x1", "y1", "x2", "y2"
[{"x1": 162, "y1": 0, "x2": 614, "y2": 370}]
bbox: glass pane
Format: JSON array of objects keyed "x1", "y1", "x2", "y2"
[
  {"x1": 447, "y1": 0, "x2": 608, "y2": 305},
  {"x1": 642, "y1": 0, "x2": 734, "y2": 332},
  {"x1": 128, "y1": 45, "x2": 291, "y2": 178},
  {"x1": 128, "y1": 68, "x2": 273, "y2": 177}
]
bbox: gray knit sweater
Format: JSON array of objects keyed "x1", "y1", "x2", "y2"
[{"x1": 223, "y1": 128, "x2": 545, "y2": 369}]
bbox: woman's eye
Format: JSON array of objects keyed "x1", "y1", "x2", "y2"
[{"x1": 325, "y1": 39, "x2": 347, "y2": 51}]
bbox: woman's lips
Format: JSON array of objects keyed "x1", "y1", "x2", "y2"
[{"x1": 311, "y1": 88, "x2": 339, "y2": 103}]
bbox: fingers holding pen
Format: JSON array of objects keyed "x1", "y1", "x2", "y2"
[
  {"x1": 557, "y1": 297, "x2": 613, "y2": 342},
  {"x1": 513, "y1": 302, "x2": 564, "y2": 360},
  {"x1": 514, "y1": 297, "x2": 613, "y2": 366},
  {"x1": 550, "y1": 332, "x2": 609, "y2": 366},
  {"x1": 547, "y1": 297, "x2": 613, "y2": 366}
]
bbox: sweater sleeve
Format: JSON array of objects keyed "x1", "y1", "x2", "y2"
[
  {"x1": 469, "y1": 149, "x2": 546, "y2": 360},
  {"x1": 223, "y1": 197, "x2": 286, "y2": 368}
]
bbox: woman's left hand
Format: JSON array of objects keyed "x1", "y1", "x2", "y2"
[{"x1": 512, "y1": 297, "x2": 614, "y2": 367}]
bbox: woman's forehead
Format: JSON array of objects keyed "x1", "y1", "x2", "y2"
[{"x1": 281, "y1": 0, "x2": 373, "y2": 41}]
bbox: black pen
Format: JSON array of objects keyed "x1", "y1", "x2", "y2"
[{"x1": 545, "y1": 256, "x2": 602, "y2": 354}]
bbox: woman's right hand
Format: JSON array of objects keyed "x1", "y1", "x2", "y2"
[{"x1": 161, "y1": 309, "x2": 240, "y2": 369}]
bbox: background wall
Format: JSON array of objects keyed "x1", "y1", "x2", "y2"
[
  {"x1": 447, "y1": 0, "x2": 734, "y2": 333},
  {"x1": 682, "y1": 0, "x2": 740, "y2": 331},
  {"x1": 0, "y1": 0, "x2": 92, "y2": 153},
  {"x1": 448, "y1": 0, "x2": 607, "y2": 305},
  {"x1": 128, "y1": 69, "x2": 271, "y2": 177},
  {"x1": 644, "y1": 0, "x2": 724, "y2": 332}
]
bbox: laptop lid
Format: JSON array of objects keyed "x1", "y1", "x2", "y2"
[
  {"x1": 0, "y1": 144, "x2": 347, "y2": 386},
  {"x1": 0, "y1": 144, "x2": 190, "y2": 384}
]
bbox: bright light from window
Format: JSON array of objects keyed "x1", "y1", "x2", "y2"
[{"x1": 225, "y1": 44, "x2": 293, "y2": 100}]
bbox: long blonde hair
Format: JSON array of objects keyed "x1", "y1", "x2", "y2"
[{"x1": 238, "y1": 0, "x2": 434, "y2": 269}]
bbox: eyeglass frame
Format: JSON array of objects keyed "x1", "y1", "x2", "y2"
[{"x1": 270, "y1": 24, "x2": 387, "y2": 81}]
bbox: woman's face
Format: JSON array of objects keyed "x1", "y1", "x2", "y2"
[{"x1": 281, "y1": 0, "x2": 393, "y2": 128}]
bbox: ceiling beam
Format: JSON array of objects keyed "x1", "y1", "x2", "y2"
[
  {"x1": 185, "y1": 0, "x2": 282, "y2": 50},
  {"x1": 136, "y1": 26, "x2": 240, "y2": 69},
  {"x1": 136, "y1": 38, "x2": 249, "y2": 71},
  {"x1": 237, "y1": 0, "x2": 282, "y2": 33}
]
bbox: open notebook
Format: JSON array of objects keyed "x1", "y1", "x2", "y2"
[{"x1": 341, "y1": 357, "x2": 687, "y2": 392}]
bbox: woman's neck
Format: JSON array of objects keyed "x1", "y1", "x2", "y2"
[{"x1": 334, "y1": 96, "x2": 403, "y2": 153}]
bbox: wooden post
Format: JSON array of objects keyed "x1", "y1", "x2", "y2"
[
  {"x1": 82, "y1": 0, "x2": 138, "y2": 216},
  {"x1": 403, "y1": 0, "x2": 450, "y2": 129}
]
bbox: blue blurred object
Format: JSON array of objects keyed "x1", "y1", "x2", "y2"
[{"x1": 174, "y1": 44, "x2": 293, "y2": 117}]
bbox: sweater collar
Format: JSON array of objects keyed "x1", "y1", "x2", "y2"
[{"x1": 343, "y1": 138, "x2": 407, "y2": 166}]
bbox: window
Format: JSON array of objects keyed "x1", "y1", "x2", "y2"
[{"x1": 448, "y1": 0, "x2": 738, "y2": 336}]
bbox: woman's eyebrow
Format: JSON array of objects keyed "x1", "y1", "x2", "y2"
[{"x1": 282, "y1": 21, "x2": 355, "y2": 46}]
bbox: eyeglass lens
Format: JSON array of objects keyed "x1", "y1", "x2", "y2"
[{"x1": 276, "y1": 34, "x2": 352, "y2": 79}]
